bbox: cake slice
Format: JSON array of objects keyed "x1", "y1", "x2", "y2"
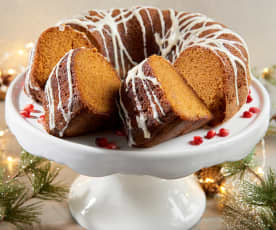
[
  {"x1": 174, "y1": 47, "x2": 250, "y2": 125},
  {"x1": 25, "y1": 25, "x2": 94, "y2": 103},
  {"x1": 43, "y1": 48, "x2": 121, "y2": 137},
  {"x1": 119, "y1": 55, "x2": 213, "y2": 147}
]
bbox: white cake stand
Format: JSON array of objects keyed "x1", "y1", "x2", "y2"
[{"x1": 5, "y1": 73, "x2": 270, "y2": 230}]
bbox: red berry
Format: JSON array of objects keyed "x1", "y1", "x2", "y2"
[
  {"x1": 248, "y1": 89, "x2": 251, "y2": 95},
  {"x1": 115, "y1": 130, "x2": 126, "y2": 136},
  {"x1": 189, "y1": 140, "x2": 198, "y2": 145},
  {"x1": 106, "y1": 142, "x2": 118, "y2": 149},
  {"x1": 95, "y1": 137, "x2": 109, "y2": 147},
  {"x1": 242, "y1": 111, "x2": 253, "y2": 118},
  {"x1": 190, "y1": 136, "x2": 203, "y2": 145},
  {"x1": 249, "y1": 107, "x2": 260, "y2": 114},
  {"x1": 205, "y1": 130, "x2": 216, "y2": 139},
  {"x1": 37, "y1": 115, "x2": 45, "y2": 124},
  {"x1": 24, "y1": 104, "x2": 34, "y2": 112},
  {"x1": 218, "y1": 128, "x2": 229, "y2": 137},
  {"x1": 20, "y1": 110, "x2": 30, "y2": 118},
  {"x1": 194, "y1": 136, "x2": 203, "y2": 142},
  {"x1": 246, "y1": 95, "x2": 253, "y2": 103}
]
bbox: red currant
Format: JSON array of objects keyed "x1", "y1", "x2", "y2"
[
  {"x1": 218, "y1": 128, "x2": 229, "y2": 137},
  {"x1": 246, "y1": 95, "x2": 253, "y2": 103},
  {"x1": 24, "y1": 104, "x2": 34, "y2": 112},
  {"x1": 242, "y1": 111, "x2": 253, "y2": 118},
  {"x1": 249, "y1": 107, "x2": 260, "y2": 114},
  {"x1": 95, "y1": 137, "x2": 109, "y2": 147},
  {"x1": 106, "y1": 142, "x2": 118, "y2": 149},
  {"x1": 205, "y1": 130, "x2": 216, "y2": 139}
]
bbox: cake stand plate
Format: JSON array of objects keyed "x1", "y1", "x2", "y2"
[{"x1": 5, "y1": 73, "x2": 270, "y2": 230}]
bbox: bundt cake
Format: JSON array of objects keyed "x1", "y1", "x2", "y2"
[
  {"x1": 25, "y1": 6, "x2": 251, "y2": 125},
  {"x1": 119, "y1": 55, "x2": 213, "y2": 147},
  {"x1": 25, "y1": 25, "x2": 94, "y2": 103},
  {"x1": 43, "y1": 48, "x2": 121, "y2": 137}
]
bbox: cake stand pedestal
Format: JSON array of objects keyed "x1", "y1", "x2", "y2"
[
  {"x1": 5, "y1": 74, "x2": 270, "y2": 230},
  {"x1": 69, "y1": 174, "x2": 205, "y2": 230}
]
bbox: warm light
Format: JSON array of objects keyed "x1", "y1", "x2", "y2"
[
  {"x1": 25, "y1": 42, "x2": 34, "y2": 49},
  {"x1": 7, "y1": 156, "x2": 14, "y2": 162},
  {"x1": 263, "y1": 67, "x2": 269, "y2": 74},
  {"x1": 0, "y1": 130, "x2": 4, "y2": 137},
  {"x1": 257, "y1": 167, "x2": 264, "y2": 175},
  {"x1": 7, "y1": 69, "x2": 16, "y2": 75},
  {"x1": 220, "y1": 185, "x2": 226, "y2": 194},
  {"x1": 18, "y1": 49, "x2": 24, "y2": 55},
  {"x1": 205, "y1": 178, "x2": 215, "y2": 183}
]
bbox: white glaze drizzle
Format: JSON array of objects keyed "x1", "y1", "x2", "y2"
[
  {"x1": 24, "y1": 42, "x2": 40, "y2": 96},
  {"x1": 121, "y1": 59, "x2": 165, "y2": 143},
  {"x1": 156, "y1": 11, "x2": 250, "y2": 105},
  {"x1": 44, "y1": 49, "x2": 75, "y2": 137},
  {"x1": 57, "y1": 6, "x2": 249, "y2": 106},
  {"x1": 53, "y1": 6, "x2": 251, "y2": 143},
  {"x1": 57, "y1": 7, "x2": 167, "y2": 78}
]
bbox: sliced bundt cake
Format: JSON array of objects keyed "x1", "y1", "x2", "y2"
[
  {"x1": 174, "y1": 46, "x2": 250, "y2": 125},
  {"x1": 25, "y1": 7, "x2": 251, "y2": 124},
  {"x1": 25, "y1": 25, "x2": 94, "y2": 103},
  {"x1": 119, "y1": 55, "x2": 213, "y2": 147},
  {"x1": 43, "y1": 48, "x2": 121, "y2": 137}
]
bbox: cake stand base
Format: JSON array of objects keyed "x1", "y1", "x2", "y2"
[{"x1": 69, "y1": 174, "x2": 206, "y2": 230}]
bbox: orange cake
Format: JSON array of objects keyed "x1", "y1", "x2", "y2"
[
  {"x1": 25, "y1": 7, "x2": 251, "y2": 125},
  {"x1": 43, "y1": 48, "x2": 121, "y2": 137},
  {"x1": 174, "y1": 45, "x2": 250, "y2": 125},
  {"x1": 25, "y1": 25, "x2": 94, "y2": 103},
  {"x1": 119, "y1": 55, "x2": 213, "y2": 147},
  {"x1": 23, "y1": 6, "x2": 253, "y2": 145}
]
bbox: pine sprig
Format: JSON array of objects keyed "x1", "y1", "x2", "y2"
[
  {"x1": 221, "y1": 150, "x2": 256, "y2": 178},
  {"x1": 19, "y1": 151, "x2": 47, "y2": 175},
  {"x1": 242, "y1": 168, "x2": 276, "y2": 208},
  {"x1": 4, "y1": 193, "x2": 41, "y2": 230},
  {"x1": 221, "y1": 191, "x2": 270, "y2": 230},
  {"x1": 220, "y1": 153, "x2": 276, "y2": 230},
  {"x1": 0, "y1": 150, "x2": 69, "y2": 229},
  {"x1": 31, "y1": 162, "x2": 68, "y2": 201}
]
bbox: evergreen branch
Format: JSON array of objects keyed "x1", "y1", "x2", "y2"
[
  {"x1": 0, "y1": 151, "x2": 69, "y2": 228},
  {"x1": 221, "y1": 150, "x2": 256, "y2": 178},
  {"x1": 19, "y1": 150, "x2": 47, "y2": 175},
  {"x1": 31, "y1": 162, "x2": 69, "y2": 201},
  {"x1": 4, "y1": 192, "x2": 41, "y2": 230},
  {"x1": 221, "y1": 191, "x2": 269, "y2": 230},
  {"x1": 242, "y1": 168, "x2": 276, "y2": 208}
]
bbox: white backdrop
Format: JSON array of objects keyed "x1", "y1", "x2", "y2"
[{"x1": 1, "y1": 0, "x2": 276, "y2": 69}]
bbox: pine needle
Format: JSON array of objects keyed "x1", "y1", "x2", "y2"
[
  {"x1": 221, "y1": 150, "x2": 256, "y2": 178},
  {"x1": 0, "y1": 150, "x2": 69, "y2": 228}
]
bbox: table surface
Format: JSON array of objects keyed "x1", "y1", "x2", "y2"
[{"x1": 0, "y1": 100, "x2": 275, "y2": 230}]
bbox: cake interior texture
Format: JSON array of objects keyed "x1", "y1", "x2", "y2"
[
  {"x1": 174, "y1": 47, "x2": 226, "y2": 124},
  {"x1": 150, "y1": 55, "x2": 212, "y2": 121},
  {"x1": 34, "y1": 26, "x2": 93, "y2": 88},
  {"x1": 74, "y1": 48, "x2": 121, "y2": 115}
]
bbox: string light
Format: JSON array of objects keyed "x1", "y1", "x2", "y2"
[
  {"x1": 7, "y1": 156, "x2": 14, "y2": 162},
  {"x1": 7, "y1": 69, "x2": 16, "y2": 75},
  {"x1": 17, "y1": 49, "x2": 25, "y2": 55},
  {"x1": 25, "y1": 42, "x2": 34, "y2": 49},
  {"x1": 220, "y1": 185, "x2": 226, "y2": 194},
  {"x1": 257, "y1": 167, "x2": 264, "y2": 175},
  {"x1": 263, "y1": 67, "x2": 270, "y2": 75},
  {"x1": 0, "y1": 130, "x2": 5, "y2": 137},
  {"x1": 205, "y1": 178, "x2": 215, "y2": 183}
]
